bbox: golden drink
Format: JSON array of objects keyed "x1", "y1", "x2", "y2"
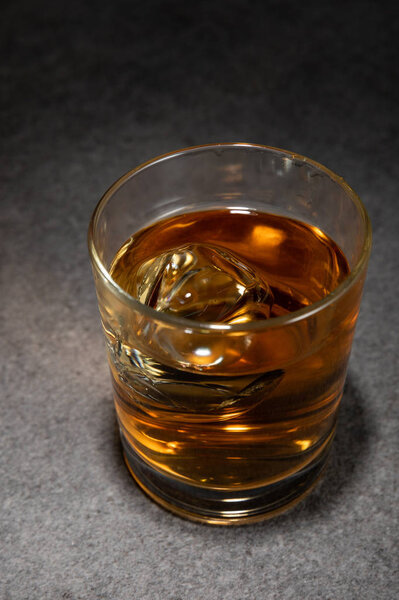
[{"x1": 107, "y1": 209, "x2": 352, "y2": 492}]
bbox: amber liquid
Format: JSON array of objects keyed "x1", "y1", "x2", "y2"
[{"x1": 108, "y1": 209, "x2": 352, "y2": 491}]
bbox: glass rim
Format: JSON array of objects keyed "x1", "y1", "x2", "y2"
[{"x1": 88, "y1": 142, "x2": 372, "y2": 333}]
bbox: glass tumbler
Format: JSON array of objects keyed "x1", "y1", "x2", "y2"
[{"x1": 88, "y1": 144, "x2": 371, "y2": 525}]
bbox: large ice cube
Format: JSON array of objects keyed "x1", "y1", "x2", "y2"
[
  {"x1": 132, "y1": 243, "x2": 273, "y2": 323},
  {"x1": 109, "y1": 339, "x2": 284, "y2": 419}
]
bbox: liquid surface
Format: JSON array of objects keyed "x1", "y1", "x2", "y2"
[
  {"x1": 106, "y1": 209, "x2": 352, "y2": 490},
  {"x1": 111, "y1": 209, "x2": 349, "y2": 320}
]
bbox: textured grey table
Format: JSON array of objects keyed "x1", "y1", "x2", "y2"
[{"x1": 1, "y1": 1, "x2": 398, "y2": 598}]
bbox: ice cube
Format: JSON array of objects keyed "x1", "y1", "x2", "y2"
[
  {"x1": 110, "y1": 339, "x2": 284, "y2": 420},
  {"x1": 132, "y1": 243, "x2": 273, "y2": 323}
]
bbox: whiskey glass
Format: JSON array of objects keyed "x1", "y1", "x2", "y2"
[{"x1": 88, "y1": 144, "x2": 371, "y2": 525}]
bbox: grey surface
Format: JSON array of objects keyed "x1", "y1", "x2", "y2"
[{"x1": 1, "y1": 1, "x2": 398, "y2": 598}]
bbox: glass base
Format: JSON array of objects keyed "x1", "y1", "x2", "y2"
[{"x1": 121, "y1": 432, "x2": 333, "y2": 525}]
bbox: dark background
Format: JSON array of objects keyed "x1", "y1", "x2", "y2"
[{"x1": 1, "y1": 1, "x2": 398, "y2": 598}]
